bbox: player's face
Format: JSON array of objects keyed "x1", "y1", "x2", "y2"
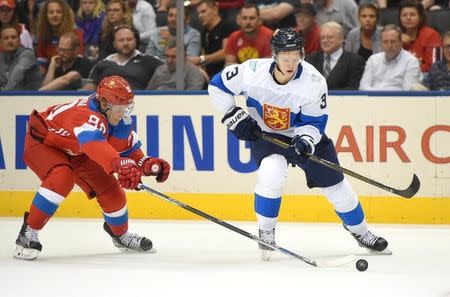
[
  {"x1": 105, "y1": 103, "x2": 133, "y2": 125},
  {"x1": 239, "y1": 7, "x2": 259, "y2": 34},
  {"x1": 276, "y1": 50, "x2": 302, "y2": 75},
  {"x1": 47, "y1": 2, "x2": 63, "y2": 27},
  {"x1": 381, "y1": 29, "x2": 402, "y2": 61}
]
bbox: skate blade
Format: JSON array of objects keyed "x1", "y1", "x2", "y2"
[
  {"x1": 116, "y1": 246, "x2": 157, "y2": 254},
  {"x1": 13, "y1": 245, "x2": 39, "y2": 261},
  {"x1": 367, "y1": 247, "x2": 392, "y2": 255},
  {"x1": 260, "y1": 250, "x2": 272, "y2": 261}
]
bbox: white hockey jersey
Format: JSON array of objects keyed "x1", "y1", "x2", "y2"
[{"x1": 208, "y1": 58, "x2": 329, "y2": 144}]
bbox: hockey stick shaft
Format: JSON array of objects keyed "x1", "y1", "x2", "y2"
[
  {"x1": 138, "y1": 183, "x2": 319, "y2": 266},
  {"x1": 258, "y1": 133, "x2": 420, "y2": 198}
]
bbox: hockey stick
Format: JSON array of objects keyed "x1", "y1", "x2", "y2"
[
  {"x1": 138, "y1": 183, "x2": 355, "y2": 267},
  {"x1": 257, "y1": 132, "x2": 420, "y2": 198}
]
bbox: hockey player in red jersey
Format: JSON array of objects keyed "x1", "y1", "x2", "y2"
[{"x1": 14, "y1": 75, "x2": 171, "y2": 260}]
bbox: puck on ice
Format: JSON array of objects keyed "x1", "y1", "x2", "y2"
[{"x1": 356, "y1": 259, "x2": 368, "y2": 271}]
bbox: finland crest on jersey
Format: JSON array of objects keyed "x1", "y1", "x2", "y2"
[{"x1": 209, "y1": 58, "x2": 329, "y2": 144}]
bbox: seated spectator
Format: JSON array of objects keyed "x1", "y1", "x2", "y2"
[
  {"x1": 145, "y1": 3, "x2": 201, "y2": 61},
  {"x1": 36, "y1": 0, "x2": 84, "y2": 74},
  {"x1": 295, "y1": 3, "x2": 321, "y2": 55},
  {"x1": 399, "y1": 0, "x2": 442, "y2": 72},
  {"x1": 76, "y1": 0, "x2": 105, "y2": 62},
  {"x1": 0, "y1": 0, "x2": 33, "y2": 50},
  {"x1": 127, "y1": 0, "x2": 156, "y2": 52},
  {"x1": 0, "y1": 25, "x2": 42, "y2": 90},
  {"x1": 224, "y1": 4, "x2": 273, "y2": 66},
  {"x1": 193, "y1": 0, "x2": 233, "y2": 79},
  {"x1": 247, "y1": 0, "x2": 299, "y2": 30},
  {"x1": 359, "y1": 25, "x2": 422, "y2": 90},
  {"x1": 314, "y1": 0, "x2": 358, "y2": 36},
  {"x1": 98, "y1": 0, "x2": 132, "y2": 61},
  {"x1": 306, "y1": 21, "x2": 365, "y2": 90},
  {"x1": 147, "y1": 40, "x2": 206, "y2": 90},
  {"x1": 39, "y1": 32, "x2": 93, "y2": 90},
  {"x1": 422, "y1": 31, "x2": 450, "y2": 90},
  {"x1": 83, "y1": 25, "x2": 163, "y2": 90},
  {"x1": 345, "y1": 3, "x2": 383, "y2": 62},
  {"x1": 217, "y1": 0, "x2": 244, "y2": 32},
  {"x1": 421, "y1": 0, "x2": 449, "y2": 11}
]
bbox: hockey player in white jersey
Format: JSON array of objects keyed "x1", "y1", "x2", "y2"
[{"x1": 208, "y1": 28, "x2": 391, "y2": 260}]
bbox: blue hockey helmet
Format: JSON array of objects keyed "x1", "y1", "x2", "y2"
[{"x1": 271, "y1": 28, "x2": 304, "y2": 55}]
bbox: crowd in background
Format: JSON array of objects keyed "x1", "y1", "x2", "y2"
[{"x1": 0, "y1": 0, "x2": 449, "y2": 91}]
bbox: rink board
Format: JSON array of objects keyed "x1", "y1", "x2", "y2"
[{"x1": 0, "y1": 93, "x2": 449, "y2": 223}]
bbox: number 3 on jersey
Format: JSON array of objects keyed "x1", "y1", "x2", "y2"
[
  {"x1": 320, "y1": 93, "x2": 327, "y2": 109},
  {"x1": 225, "y1": 66, "x2": 239, "y2": 80}
]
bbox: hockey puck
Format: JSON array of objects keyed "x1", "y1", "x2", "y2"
[
  {"x1": 150, "y1": 163, "x2": 161, "y2": 174},
  {"x1": 356, "y1": 259, "x2": 368, "y2": 272}
]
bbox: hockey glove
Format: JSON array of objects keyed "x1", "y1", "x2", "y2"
[
  {"x1": 291, "y1": 135, "x2": 315, "y2": 157},
  {"x1": 111, "y1": 157, "x2": 142, "y2": 190},
  {"x1": 137, "y1": 156, "x2": 171, "y2": 183},
  {"x1": 221, "y1": 107, "x2": 261, "y2": 141}
]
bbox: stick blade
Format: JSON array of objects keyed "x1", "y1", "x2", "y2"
[{"x1": 394, "y1": 174, "x2": 421, "y2": 198}]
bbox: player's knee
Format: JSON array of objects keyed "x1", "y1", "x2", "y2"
[
  {"x1": 97, "y1": 183, "x2": 126, "y2": 213},
  {"x1": 321, "y1": 179, "x2": 358, "y2": 212},
  {"x1": 255, "y1": 154, "x2": 288, "y2": 197},
  {"x1": 42, "y1": 165, "x2": 75, "y2": 197}
]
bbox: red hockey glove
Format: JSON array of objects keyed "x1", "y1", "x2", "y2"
[
  {"x1": 111, "y1": 157, "x2": 142, "y2": 189},
  {"x1": 137, "y1": 156, "x2": 171, "y2": 183}
]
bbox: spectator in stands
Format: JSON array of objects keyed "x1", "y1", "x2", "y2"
[
  {"x1": 217, "y1": 0, "x2": 244, "y2": 32},
  {"x1": 0, "y1": 0, "x2": 33, "y2": 50},
  {"x1": 421, "y1": 0, "x2": 449, "y2": 10},
  {"x1": 83, "y1": 25, "x2": 163, "y2": 90},
  {"x1": 224, "y1": 4, "x2": 272, "y2": 66},
  {"x1": 39, "y1": 32, "x2": 92, "y2": 90},
  {"x1": 307, "y1": 21, "x2": 365, "y2": 90},
  {"x1": 127, "y1": 0, "x2": 156, "y2": 52},
  {"x1": 313, "y1": 0, "x2": 358, "y2": 36},
  {"x1": 345, "y1": 3, "x2": 382, "y2": 62},
  {"x1": 0, "y1": 25, "x2": 42, "y2": 90},
  {"x1": 399, "y1": 0, "x2": 442, "y2": 72},
  {"x1": 146, "y1": 3, "x2": 201, "y2": 61},
  {"x1": 247, "y1": 0, "x2": 299, "y2": 30},
  {"x1": 147, "y1": 40, "x2": 206, "y2": 90},
  {"x1": 193, "y1": 0, "x2": 233, "y2": 79},
  {"x1": 36, "y1": 0, "x2": 84, "y2": 74},
  {"x1": 98, "y1": 0, "x2": 132, "y2": 61},
  {"x1": 295, "y1": 3, "x2": 321, "y2": 55},
  {"x1": 359, "y1": 24, "x2": 422, "y2": 90},
  {"x1": 76, "y1": 0, "x2": 105, "y2": 62},
  {"x1": 422, "y1": 31, "x2": 450, "y2": 90}
]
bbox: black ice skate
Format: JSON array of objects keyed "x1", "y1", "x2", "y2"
[
  {"x1": 258, "y1": 228, "x2": 275, "y2": 261},
  {"x1": 344, "y1": 224, "x2": 392, "y2": 255},
  {"x1": 103, "y1": 222, "x2": 155, "y2": 253},
  {"x1": 14, "y1": 212, "x2": 42, "y2": 261}
]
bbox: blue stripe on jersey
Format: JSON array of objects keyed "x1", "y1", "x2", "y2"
[
  {"x1": 254, "y1": 193, "x2": 281, "y2": 218},
  {"x1": 210, "y1": 72, "x2": 235, "y2": 95},
  {"x1": 119, "y1": 140, "x2": 142, "y2": 157},
  {"x1": 295, "y1": 113, "x2": 328, "y2": 134},
  {"x1": 247, "y1": 96, "x2": 263, "y2": 116},
  {"x1": 88, "y1": 95, "x2": 100, "y2": 112},
  {"x1": 109, "y1": 121, "x2": 132, "y2": 139},
  {"x1": 76, "y1": 129, "x2": 106, "y2": 145},
  {"x1": 293, "y1": 63, "x2": 303, "y2": 80},
  {"x1": 32, "y1": 192, "x2": 58, "y2": 216},
  {"x1": 103, "y1": 210, "x2": 128, "y2": 226},
  {"x1": 336, "y1": 202, "x2": 364, "y2": 226}
]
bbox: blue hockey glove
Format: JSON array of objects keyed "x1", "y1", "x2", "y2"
[
  {"x1": 291, "y1": 135, "x2": 315, "y2": 157},
  {"x1": 221, "y1": 107, "x2": 261, "y2": 141}
]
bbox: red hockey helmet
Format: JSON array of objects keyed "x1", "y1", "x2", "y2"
[{"x1": 97, "y1": 75, "x2": 134, "y2": 105}]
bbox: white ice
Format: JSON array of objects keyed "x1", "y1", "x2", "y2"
[{"x1": 1, "y1": 217, "x2": 449, "y2": 297}]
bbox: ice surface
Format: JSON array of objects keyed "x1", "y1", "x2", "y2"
[{"x1": 1, "y1": 218, "x2": 449, "y2": 297}]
